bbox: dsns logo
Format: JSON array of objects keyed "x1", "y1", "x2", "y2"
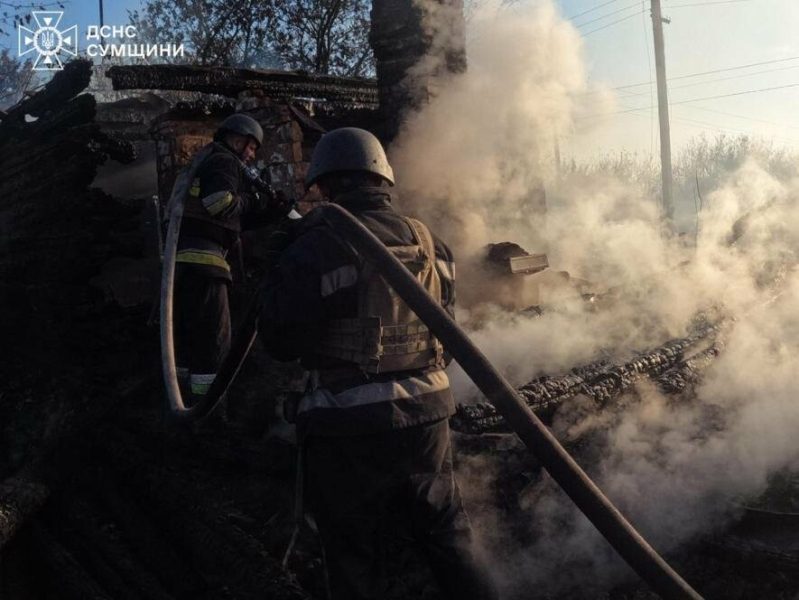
[{"x1": 18, "y1": 11, "x2": 78, "y2": 71}]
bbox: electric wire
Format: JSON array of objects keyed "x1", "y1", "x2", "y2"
[
  {"x1": 615, "y1": 63, "x2": 799, "y2": 98},
  {"x1": 566, "y1": 0, "x2": 621, "y2": 21},
  {"x1": 574, "y1": 0, "x2": 644, "y2": 29},
  {"x1": 667, "y1": 0, "x2": 753, "y2": 7},
  {"x1": 614, "y1": 56, "x2": 799, "y2": 91},
  {"x1": 582, "y1": 10, "x2": 645, "y2": 36}
]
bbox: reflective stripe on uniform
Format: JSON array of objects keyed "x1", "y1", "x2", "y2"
[
  {"x1": 201, "y1": 190, "x2": 234, "y2": 216},
  {"x1": 297, "y1": 370, "x2": 449, "y2": 414},
  {"x1": 176, "y1": 250, "x2": 231, "y2": 272},
  {"x1": 320, "y1": 265, "x2": 358, "y2": 298},
  {"x1": 436, "y1": 258, "x2": 455, "y2": 282},
  {"x1": 190, "y1": 373, "x2": 216, "y2": 396},
  {"x1": 189, "y1": 177, "x2": 201, "y2": 197}
]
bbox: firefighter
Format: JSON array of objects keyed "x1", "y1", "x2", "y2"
[
  {"x1": 174, "y1": 113, "x2": 282, "y2": 406},
  {"x1": 257, "y1": 128, "x2": 498, "y2": 599}
]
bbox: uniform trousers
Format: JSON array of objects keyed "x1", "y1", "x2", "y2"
[{"x1": 304, "y1": 418, "x2": 498, "y2": 600}]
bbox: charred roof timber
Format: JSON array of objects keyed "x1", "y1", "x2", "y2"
[{"x1": 106, "y1": 65, "x2": 379, "y2": 110}]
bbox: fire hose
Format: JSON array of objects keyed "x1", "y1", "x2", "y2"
[
  {"x1": 160, "y1": 145, "x2": 294, "y2": 422},
  {"x1": 161, "y1": 201, "x2": 702, "y2": 598},
  {"x1": 315, "y1": 204, "x2": 703, "y2": 600}
]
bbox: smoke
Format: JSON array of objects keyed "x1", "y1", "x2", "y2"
[
  {"x1": 391, "y1": 0, "x2": 614, "y2": 259},
  {"x1": 387, "y1": 0, "x2": 799, "y2": 595}
]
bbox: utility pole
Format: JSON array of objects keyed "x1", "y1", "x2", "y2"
[
  {"x1": 651, "y1": 0, "x2": 674, "y2": 224},
  {"x1": 98, "y1": 0, "x2": 106, "y2": 48}
]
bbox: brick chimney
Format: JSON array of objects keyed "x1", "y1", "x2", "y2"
[{"x1": 370, "y1": 0, "x2": 466, "y2": 141}]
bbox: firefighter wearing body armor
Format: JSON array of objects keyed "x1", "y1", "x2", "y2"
[
  {"x1": 174, "y1": 113, "x2": 283, "y2": 405},
  {"x1": 257, "y1": 128, "x2": 498, "y2": 600}
]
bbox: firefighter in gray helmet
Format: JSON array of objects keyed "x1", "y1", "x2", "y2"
[
  {"x1": 258, "y1": 128, "x2": 498, "y2": 599},
  {"x1": 305, "y1": 126, "x2": 394, "y2": 187},
  {"x1": 215, "y1": 113, "x2": 264, "y2": 150},
  {"x1": 173, "y1": 113, "x2": 281, "y2": 411}
]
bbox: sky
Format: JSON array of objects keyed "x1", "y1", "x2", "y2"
[
  {"x1": 3, "y1": 0, "x2": 798, "y2": 160},
  {"x1": 554, "y1": 0, "x2": 799, "y2": 159}
]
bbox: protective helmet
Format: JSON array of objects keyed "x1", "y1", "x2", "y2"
[
  {"x1": 217, "y1": 113, "x2": 264, "y2": 148},
  {"x1": 305, "y1": 127, "x2": 394, "y2": 188}
]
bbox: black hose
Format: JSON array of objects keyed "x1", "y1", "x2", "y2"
[{"x1": 319, "y1": 203, "x2": 702, "y2": 600}]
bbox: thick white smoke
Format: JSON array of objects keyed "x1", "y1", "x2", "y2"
[{"x1": 388, "y1": 0, "x2": 799, "y2": 594}]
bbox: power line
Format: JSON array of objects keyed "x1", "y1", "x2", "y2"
[
  {"x1": 599, "y1": 105, "x2": 799, "y2": 146},
  {"x1": 614, "y1": 64, "x2": 799, "y2": 99},
  {"x1": 566, "y1": 0, "x2": 620, "y2": 21},
  {"x1": 671, "y1": 83, "x2": 799, "y2": 105},
  {"x1": 614, "y1": 56, "x2": 799, "y2": 90},
  {"x1": 667, "y1": 0, "x2": 753, "y2": 7},
  {"x1": 678, "y1": 103, "x2": 799, "y2": 131},
  {"x1": 575, "y1": 1, "x2": 642, "y2": 29},
  {"x1": 582, "y1": 10, "x2": 645, "y2": 36},
  {"x1": 579, "y1": 82, "x2": 799, "y2": 119}
]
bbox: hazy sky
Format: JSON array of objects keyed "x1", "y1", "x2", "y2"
[
  {"x1": 555, "y1": 0, "x2": 799, "y2": 159},
  {"x1": 4, "y1": 0, "x2": 797, "y2": 159}
]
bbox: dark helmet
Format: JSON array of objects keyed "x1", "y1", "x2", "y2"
[
  {"x1": 217, "y1": 113, "x2": 264, "y2": 148},
  {"x1": 305, "y1": 127, "x2": 394, "y2": 189}
]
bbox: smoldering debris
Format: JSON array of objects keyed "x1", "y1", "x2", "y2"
[
  {"x1": 382, "y1": 0, "x2": 799, "y2": 595},
  {"x1": 452, "y1": 312, "x2": 724, "y2": 435}
]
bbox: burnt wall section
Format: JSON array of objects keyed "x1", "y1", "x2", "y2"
[
  {"x1": 94, "y1": 93, "x2": 170, "y2": 200},
  {"x1": 370, "y1": 0, "x2": 466, "y2": 140},
  {"x1": 0, "y1": 59, "x2": 146, "y2": 475},
  {"x1": 149, "y1": 97, "x2": 322, "y2": 207}
]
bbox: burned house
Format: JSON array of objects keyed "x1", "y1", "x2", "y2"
[{"x1": 1, "y1": 0, "x2": 798, "y2": 598}]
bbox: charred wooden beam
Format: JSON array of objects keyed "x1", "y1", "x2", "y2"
[
  {"x1": 452, "y1": 320, "x2": 724, "y2": 434},
  {"x1": 107, "y1": 64, "x2": 379, "y2": 108},
  {"x1": 0, "y1": 59, "x2": 92, "y2": 132}
]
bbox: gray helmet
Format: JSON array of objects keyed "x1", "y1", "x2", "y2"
[
  {"x1": 305, "y1": 127, "x2": 394, "y2": 188},
  {"x1": 217, "y1": 113, "x2": 264, "y2": 148}
]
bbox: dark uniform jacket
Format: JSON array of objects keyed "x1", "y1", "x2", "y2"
[
  {"x1": 177, "y1": 142, "x2": 274, "y2": 281},
  {"x1": 258, "y1": 187, "x2": 457, "y2": 436}
]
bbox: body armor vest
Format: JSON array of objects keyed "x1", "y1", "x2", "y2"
[{"x1": 318, "y1": 217, "x2": 445, "y2": 374}]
